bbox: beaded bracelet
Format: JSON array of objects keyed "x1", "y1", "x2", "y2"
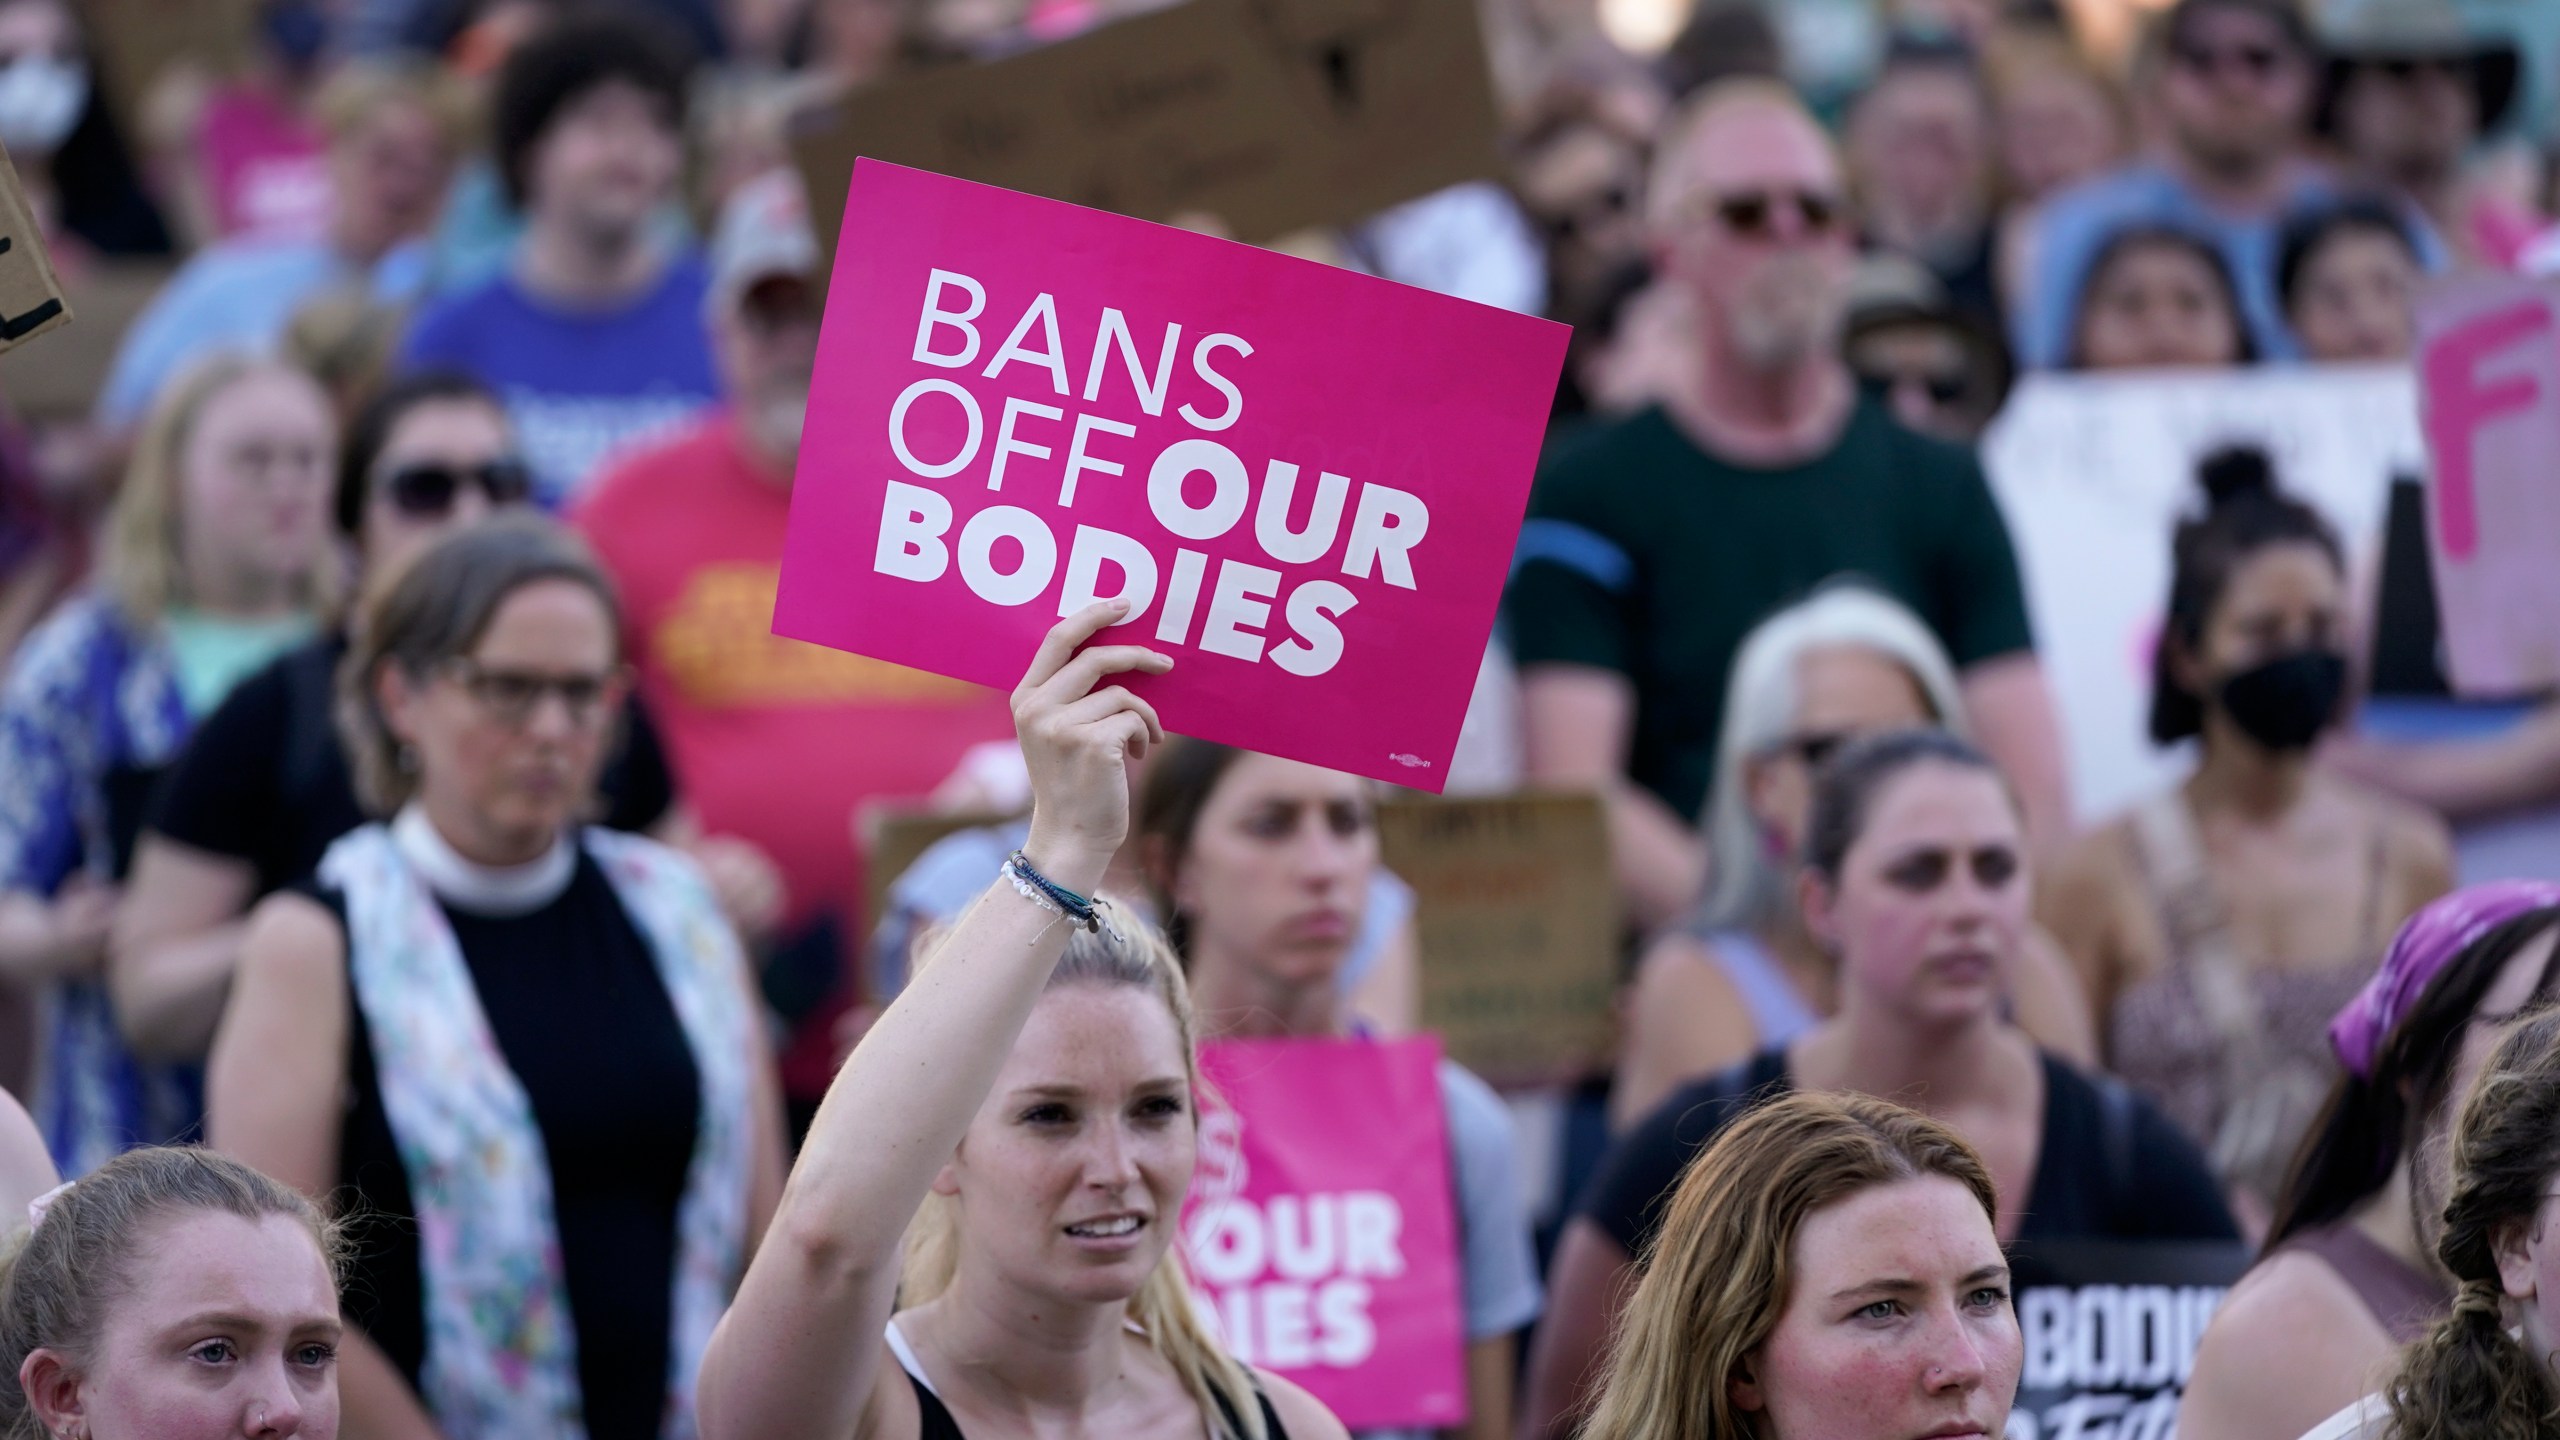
[{"x1": 1002, "y1": 849, "x2": 1114, "y2": 937}]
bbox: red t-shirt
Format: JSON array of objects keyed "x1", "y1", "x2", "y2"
[{"x1": 575, "y1": 417, "x2": 1015, "y2": 1092}]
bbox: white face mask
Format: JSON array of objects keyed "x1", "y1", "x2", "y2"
[{"x1": 0, "y1": 55, "x2": 86, "y2": 154}]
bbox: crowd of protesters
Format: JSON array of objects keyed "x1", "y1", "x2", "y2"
[{"x1": 4, "y1": 0, "x2": 2560, "y2": 1435}]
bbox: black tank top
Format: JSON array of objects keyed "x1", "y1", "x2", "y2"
[{"x1": 894, "y1": 1344, "x2": 1290, "y2": 1440}]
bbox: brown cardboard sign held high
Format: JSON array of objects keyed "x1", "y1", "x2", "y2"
[
  {"x1": 0, "y1": 142, "x2": 71, "y2": 356},
  {"x1": 792, "y1": 0, "x2": 1503, "y2": 256}
]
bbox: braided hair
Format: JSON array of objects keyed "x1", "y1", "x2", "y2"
[{"x1": 2385, "y1": 1007, "x2": 2560, "y2": 1439}]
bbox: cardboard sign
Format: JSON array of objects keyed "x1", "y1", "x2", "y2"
[
  {"x1": 1375, "y1": 792, "x2": 1617, "y2": 1085},
  {"x1": 0, "y1": 262, "x2": 169, "y2": 418},
  {"x1": 84, "y1": 0, "x2": 258, "y2": 147},
  {"x1": 0, "y1": 143, "x2": 70, "y2": 356},
  {"x1": 774, "y1": 161, "x2": 1566, "y2": 791},
  {"x1": 2004, "y1": 1239, "x2": 2250, "y2": 1440},
  {"x1": 1981, "y1": 368, "x2": 2423, "y2": 822},
  {"x1": 1185, "y1": 1035, "x2": 1465, "y2": 1428},
  {"x1": 2414, "y1": 274, "x2": 2560, "y2": 697},
  {"x1": 792, "y1": 0, "x2": 1502, "y2": 255}
]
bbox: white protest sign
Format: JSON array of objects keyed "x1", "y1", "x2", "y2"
[{"x1": 1981, "y1": 367, "x2": 2424, "y2": 823}]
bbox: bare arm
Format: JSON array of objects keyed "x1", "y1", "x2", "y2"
[
  {"x1": 0, "y1": 882, "x2": 115, "y2": 987},
  {"x1": 1345, "y1": 909, "x2": 1419, "y2": 1036},
  {"x1": 0, "y1": 1084, "x2": 56, "y2": 1216},
  {"x1": 208, "y1": 892, "x2": 445, "y2": 1440},
  {"x1": 2324, "y1": 706, "x2": 2560, "y2": 823},
  {"x1": 1443, "y1": 1333, "x2": 1516, "y2": 1440},
  {"x1": 1519, "y1": 665, "x2": 1703, "y2": 932},
  {"x1": 1959, "y1": 654, "x2": 2073, "y2": 858},
  {"x1": 2009, "y1": 925, "x2": 2097, "y2": 1066},
  {"x1": 2176, "y1": 1257, "x2": 2396, "y2": 1440},
  {"x1": 108, "y1": 835, "x2": 256, "y2": 1062},
  {"x1": 1609, "y1": 936, "x2": 1757, "y2": 1132},
  {"x1": 696, "y1": 603, "x2": 1171, "y2": 1440},
  {"x1": 2032, "y1": 828, "x2": 2130, "y2": 1042},
  {"x1": 1515, "y1": 1219, "x2": 1636, "y2": 1440}
]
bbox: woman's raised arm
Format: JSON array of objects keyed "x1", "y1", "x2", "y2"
[{"x1": 696, "y1": 602, "x2": 1169, "y2": 1440}]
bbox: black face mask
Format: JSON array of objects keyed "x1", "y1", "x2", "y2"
[{"x1": 2216, "y1": 649, "x2": 2347, "y2": 752}]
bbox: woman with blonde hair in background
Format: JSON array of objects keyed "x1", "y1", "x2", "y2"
[
  {"x1": 0, "y1": 1145, "x2": 346, "y2": 1440},
  {"x1": 1578, "y1": 1089, "x2": 2021, "y2": 1440},
  {"x1": 0, "y1": 353, "x2": 339, "y2": 1176},
  {"x1": 696, "y1": 601, "x2": 1346, "y2": 1440},
  {"x1": 1613, "y1": 584, "x2": 2093, "y2": 1131}
]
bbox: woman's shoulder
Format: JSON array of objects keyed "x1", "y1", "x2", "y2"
[
  {"x1": 2333, "y1": 779, "x2": 2454, "y2": 887},
  {"x1": 1246, "y1": 1365, "x2": 1350, "y2": 1440},
  {"x1": 240, "y1": 887, "x2": 350, "y2": 988}
]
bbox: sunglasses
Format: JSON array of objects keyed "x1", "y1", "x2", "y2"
[
  {"x1": 1859, "y1": 366, "x2": 1971, "y2": 406},
  {"x1": 2171, "y1": 40, "x2": 2290, "y2": 79},
  {"x1": 1781, "y1": 731, "x2": 1853, "y2": 770},
  {"x1": 440, "y1": 657, "x2": 625, "y2": 730},
  {"x1": 2369, "y1": 56, "x2": 2476, "y2": 84},
  {"x1": 1708, "y1": 188, "x2": 1844, "y2": 241},
  {"x1": 379, "y1": 458, "x2": 533, "y2": 518}
]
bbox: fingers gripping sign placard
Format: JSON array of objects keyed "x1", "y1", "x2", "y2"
[
  {"x1": 774, "y1": 161, "x2": 1567, "y2": 790},
  {"x1": 0, "y1": 141, "x2": 70, "y2": 353}
]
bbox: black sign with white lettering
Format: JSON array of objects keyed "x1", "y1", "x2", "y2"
[{"x1": 2004, "y1": 1239, "x2": 2253, "y2": 1440}]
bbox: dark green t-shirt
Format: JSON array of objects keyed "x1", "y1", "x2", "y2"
[{"x1": 1504, "y1": 399, "x2": 2034, "y2": 821}]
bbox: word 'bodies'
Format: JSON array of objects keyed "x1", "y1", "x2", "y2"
[
  {"x1": 775, "y1": 161, "x2": 1567, "y2": 788},
  {"x1": 1182, "y1": 1036, "x2": 1465, "y2": 1429},
  {"x1": 2004, "y1": 1242, "x2": 2247, "y2": 1440}
]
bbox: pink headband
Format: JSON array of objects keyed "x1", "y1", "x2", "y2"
[{"x1": 2330, "y1": 881, "x2": 2560, "y2": 1081}]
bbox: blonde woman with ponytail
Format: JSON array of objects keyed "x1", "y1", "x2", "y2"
[
  {"x1": 2301, "y1": 1008, "x2": 2560, "y2": 1440},
  {"x1": 697, "y1": 601, "x2": 1346, "y2": 1440}
]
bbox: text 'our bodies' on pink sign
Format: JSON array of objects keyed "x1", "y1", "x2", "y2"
[
  {"x1": 2415, "y1": 273, "x2": 2560, "y2": 696},
  {"x1": 1184, "y1": 1036, "x2": 1465, "y2": 1429},
  {"x1": 775, "y1": 160, "x2": 1569, "y2": 790}
]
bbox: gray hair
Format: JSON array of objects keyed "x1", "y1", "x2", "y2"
[{"x1": 1697, "y1": 584, "x2": 1968, "y2": 932}]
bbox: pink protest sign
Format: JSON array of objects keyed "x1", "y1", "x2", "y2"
[
  {"x1": 1183, "y1": 1036, "x2": 1464, "y2": 1429},
  {"x1": 2415, "y1": 275, "x2": 2560, "y2": 695},
  {"x1": 775, "y1": 161, "x2": 1568, "y2": 790}
]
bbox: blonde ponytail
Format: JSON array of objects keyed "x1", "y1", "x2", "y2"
[{"x1": 897, "y1": 908, "x2": 1268, "y2": 1440}]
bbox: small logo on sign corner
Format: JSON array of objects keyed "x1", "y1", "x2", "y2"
[{"x1": 1388, "y1": 753, "x2": 1432, "y2": 769}]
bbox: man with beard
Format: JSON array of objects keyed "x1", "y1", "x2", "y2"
[
  {"x1": 1506, "y1": 79, "x2": 2067, "y2": 930},
  {"x1": 2014, "y1": 0, "x2": 2395, "y2": 367},
  {"x1": 574, "y1": 172, "x2": 1018, "y2": 1132}
]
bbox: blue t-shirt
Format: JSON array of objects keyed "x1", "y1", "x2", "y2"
[
  {"x1": 398, "y1": 255, "x2": 719, "y2": 508},
  {"x1": 97, "y1": 238, "x2": 430, "y2": 430},
  {"x1": 2014, "y1": 161, "x2": 2447, "y2": 370}
]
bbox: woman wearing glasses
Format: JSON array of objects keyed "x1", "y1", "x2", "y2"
[
  {"x1": 209, "y1": 515, "x2": 787, "y2": 1440},
  {"x1": 1609, "y1": 585, "x2": 2092, "y2": 1132},
  {"x1": 111, "y1": 371, "x2": 735, "y2": 1074},
  {"x1": 0, "y1": 354, "x2": 340, "y2": 1176},
  {"x1": 1522, "y1": 730, "x2": 2236, "y2": 1440}
]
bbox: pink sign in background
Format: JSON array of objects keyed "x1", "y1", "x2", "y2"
[
  {"x1": 1182, "y1": 1036, "x2": 1465, "y2": 1429},
  {"x1": 775, "y1": 161, "x2": 1568, "y2": 790},
  {"x1": 2415, "y1": 274, "x2": 2560, "y2": 696}
]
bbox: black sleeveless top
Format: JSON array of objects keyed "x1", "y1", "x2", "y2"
[{"x1": 900, "y1": 1363, "x2": 1290, "y2": 1440}]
